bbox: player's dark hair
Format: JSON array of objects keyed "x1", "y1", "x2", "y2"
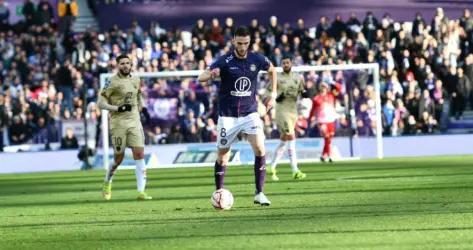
[
  {"x1": 116, "y1": 54, "x2": 130, "y2": 63},
  {"x1": 282, "y1": 54, "x2": 293, "y2": 61},
  {"x1": 234, "y1": 26, "x2": 250, "y2": 37}
]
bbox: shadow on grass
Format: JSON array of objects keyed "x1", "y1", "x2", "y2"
[
  {"x1": 1, "y1": 169, "x2": 473, "y2": 198},
  {"x1": 3, "y1": 211, "x2": 473, "y2": 235},
  {"x1": 1, "y1": 183, "x2": 473, "y2": 208}
]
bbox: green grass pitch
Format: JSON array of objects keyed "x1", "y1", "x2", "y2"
[{"x1": 1, "y1": 155, "x2": 473, "y2": 250}]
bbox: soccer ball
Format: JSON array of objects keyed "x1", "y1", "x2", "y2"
[{"x1": 210, "y1": 189, "x2": 234, "y2": 210}]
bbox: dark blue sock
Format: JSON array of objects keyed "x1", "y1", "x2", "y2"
[
  {"x1": 254, "y1": 156, "x2": 266, "y2": 193},
  {"x1": 214, "y1": 161, "x2": 226, "y2": 190}
]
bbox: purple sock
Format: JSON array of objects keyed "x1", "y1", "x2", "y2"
[
  {"x1": 214, "y1": 161, "x2": 226, "y2": 190},
  {"x1": 254, "y1": 156, "x2": 266, "y2": 193}
]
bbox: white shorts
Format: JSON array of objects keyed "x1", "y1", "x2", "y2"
[{"x1": 216, "y1": 112, "x2": 264, "y2": 149}]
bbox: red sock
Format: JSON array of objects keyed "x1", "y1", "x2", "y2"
[
  {"x1": 326, "y1": 137, "x2": 332, "y2": 157},
  {"x1": 323, "y1": 137, "x2": 332, "y2": 157}
]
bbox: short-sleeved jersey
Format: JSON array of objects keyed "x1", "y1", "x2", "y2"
[
  {"x1": 210, "y1": 51, "x2": 271, "y2": 117},
  {"x1": 309, "y1": 93, "x2": 337, "y2": 123},
  {"x1": 267, "y1": 71, "x2": 304, "y2": 115},
  {"x1": 100, "y1": 74, "x2": 141, "y2": 127}
]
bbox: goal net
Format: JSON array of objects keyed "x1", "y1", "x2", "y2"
[{"x1": 99, "y1": 63, "x2": 382, "y2": 169}]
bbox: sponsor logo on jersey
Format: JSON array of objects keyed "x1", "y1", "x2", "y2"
[
  {"x1": 220, "y1": 138, "x2": 228, "y2": 145},
  {"x1": 250, "y1": 64, "x2": 256, "y2": 71},
  {"x1": 231, "y1": 77, "x2": 252, "y2": 97},
  {"x1": 225, "y1": 54, "x2": 234, "y2": 63},
  {"x1": 104, "y1": 79, "x2": 111, "y2": 89},
  {"x1": 229, "y1": 66, "x2": 239, "y2": 70}
]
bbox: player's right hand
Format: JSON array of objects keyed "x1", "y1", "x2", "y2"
[
  {"x1": 118, "y1": 104, "x2": 132, "y2": 112},
  {"x1": 275, "y1": 93, "x2": 285, "y2": 103},
  {"x1": 210, "y1": 68, "x2": 220, "y2": 79}
]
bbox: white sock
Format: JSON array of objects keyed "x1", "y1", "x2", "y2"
[
  {"x1": 135, "y1": 159, "x2": 147, "y2": 192},
  {"x1": 271, "y1": 141, "x2": 287, "y2": 169},
  {"x1": 287, "y1": 140, "x2": 299, "y2": 173}
]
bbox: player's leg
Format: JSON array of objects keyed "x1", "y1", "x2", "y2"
[
  {"x1": 326, "y1": 122, "x2": 336, "y2": 163},
  {"x1": 129, "y1": 126, "x2": 152, "y2": 200},
  {"x1": 215, "y1": 147, "x2": 231, "y2": 190},
  {"x1": 102, "y1": 153, "x2": 124, "y2": 200},
  {"x1": 247, "y1": 132, "x2": 271, "y2": 206},
  {"x1": 103, "y1": 129, "x2": 126, "y2": 200},
  {"x1": 243, "y1": 113, "x2": 270, "y2": 205},
  {"x1": 268, "y1": 136, "x2": 286, "y2": 181},
  {"x1": 285, "y1": 133, "x2": 306, "y2": 180},
  {"x1": 319, "y1": 123, "x2": 329, "y2": 162},
  {"x1": 104, "y1": 153, "x2": 124, "y2": 182},
  {"x1": 215, "y1": 116, "x2": 238, "y2": 190},
  {"x1": 269, "y1": 118, "x2": 289, "y2": 180}
]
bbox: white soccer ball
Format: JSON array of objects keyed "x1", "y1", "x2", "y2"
[{"x1": 210, "y1": 189, "x2": 234, "y2": 210}]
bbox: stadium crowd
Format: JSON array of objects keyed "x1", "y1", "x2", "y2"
[{"x1": 0, "y1": 4, "x2": 472, "y2": 151}]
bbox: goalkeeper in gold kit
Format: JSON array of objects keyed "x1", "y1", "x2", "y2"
[
  {"x1": 98, "y1": 54, "x2": 152, "y2": 201},
  {"x1": 266, "y1": 56, "x2": 307, "y2": 181}
]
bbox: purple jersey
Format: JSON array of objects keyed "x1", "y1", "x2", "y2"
[{"x1": 210, "y1": 51, "x2": 271, "y2": 117}]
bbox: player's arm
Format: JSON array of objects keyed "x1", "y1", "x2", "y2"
[
  {"x1": 299, "y1": 76, "x2": 310, "y2": 98},
  {"x1": 98, "y1": 84, "x2": 132, "y2": 113},
  {"x1": 137, "y1": 80, "x2": 145, "y2": 111},
  {"x1": 137, "y1": 92, "x2": 145, "y2": 111},
  {"x1": 308, "y1": 97, "x2": 318, "y2": 122},
  {"x1": 197, "y1": 68, "x2": 220, "y2": 83},
  {"x1": 98, "y1": 94, "x2": 119, "y2": 112},
  {"x1": 265, "y1": 63, "x2": 278, "y2": 108}
]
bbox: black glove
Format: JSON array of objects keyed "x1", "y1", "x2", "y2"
[
  {"x1": 276, "y1": 93, "x2": 285, "y2": 103},
  {"x1": 301, "y1": 89, "x2": 310, "y2": 98},
  {"x1": 117, "y1": 104, "x2": 132, "y2": 112}
]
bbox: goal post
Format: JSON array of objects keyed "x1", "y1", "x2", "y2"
[{"x1": 99, "y1": 63, "x2": 382, "y2": 169}]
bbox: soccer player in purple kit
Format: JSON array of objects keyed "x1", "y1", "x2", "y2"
[{"x1": 198, "y1": 26, "x2": 278, "y2": 206}]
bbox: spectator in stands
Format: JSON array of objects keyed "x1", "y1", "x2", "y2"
[
  {"x1": 445, "y1": 66, "x2": 462, "y2": 119},
  {"x1": 0, "y1": 8, "x2": 472, "y2": 151},
  {"x1": 58, "y1": 0, "x2": 79, "y2": 33},
  {"x1": 382, "y1": 99, "x2": 395, "y2": 135},
  {"x1": 61, "y1": 127, "x2": 79, "y2": 149},
  {"x1": 55, "y1": 60, "x2": 74, "y2": 112},
  {"x1": 316, "y1": 16, "x2": 330, "y2": 39},
  {"x1": 419, "y1": 89, "x2": 436, "y2": 120},
  {"x1": 362, "y1": 11, "x2": 379, "y2": 45},
  {"x1": 150, "y1": 126, "x2": 167, "y2": 145},
  {"x1": 9, "y1": 116, "x2": 28, "y2": 145},
  {"x1": 465, "y1": 54, "x2": 473, "y2": 109},
  {"x1": 200, "y1": 118, "x2": 217, "y2": 142},
  {"x1": 192, "y1": 19, "x2": 207, "y2": 42},
  {"x1": 419, "y1": 111, "x2": 438, "y2": 134},
  {"x1": 167, "y1": 124, "x2": 183, "y2": 144},
  {"x1": 412, "y1": 12, "x2": 426, "y2": 37},
  {"x1": 0, "y1": 0, "x2": 9, "y2": 32},
  {"x1": 36, "y1": 0, "x2": 54, "y2": 26},
  {"x1": 457, "y1": 67, "x2": 471, "y2": 118},
  {"x1": 0, "y1": 94, "x2": 8, "y2": 151},
  {"x1": 403, "y1": 115, "x2": 418, "y2": 135},
  {"x1": 331, "y1": 13, "x2": 346, "y2": 41},
  {"x1": 21, "y1": 0, "x2": 36, "y2": 27},
  {"x1": 432, "y1": 79, "x2": 448, "y2": 122}
]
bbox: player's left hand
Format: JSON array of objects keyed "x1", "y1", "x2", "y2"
[
  {"x1": 265, "y1": 92, "x2": 277, "y2": 112},
  {"x1": 118, "y1": 104, "x2": 132, "y2": 112},
  {"x1": 265, "y1": 98, "x2": 274, "y2": 112}
]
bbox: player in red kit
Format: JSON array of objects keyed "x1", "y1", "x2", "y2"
[{"x1": 309, "y1": 82, "x2": 338, "y2": 163}]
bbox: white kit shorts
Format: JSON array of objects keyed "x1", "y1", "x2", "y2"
[{"x1": 216, "y1": 112, "x2": 264, "y2": 148}]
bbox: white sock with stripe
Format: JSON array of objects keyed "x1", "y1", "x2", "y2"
[
  {"x1": 271, "y1": 141, "x2": 287, "y2": 170},
  {"x1": 135, "y1": 159, "x2": 147, "y2": 192},
  {"x1": 287, "y1": 139, "x2": 299, "y2": 173}
]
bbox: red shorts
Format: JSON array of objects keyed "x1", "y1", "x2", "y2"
[{"x1": 318, "y1": 122, "x2": 335, "y2": 137}]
